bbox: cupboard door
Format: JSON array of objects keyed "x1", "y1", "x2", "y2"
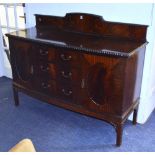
[
  {"x1": 9, "y1": 39, "x2": 35, "y2": 88},
  {"x1": 78, "y1": 53, "x2": 126, "y2": 115}
]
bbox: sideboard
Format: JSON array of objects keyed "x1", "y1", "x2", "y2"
[{"x1": 6, "y1": 13, "x2": 148, "y2": 146}]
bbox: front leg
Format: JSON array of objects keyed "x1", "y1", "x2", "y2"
[
  {"x1": 133, "y1": 106, "x2": 139, "y2": 125},
  {"x1": 115, "y1": 123, "x2": 123, "y2": 146},
  {"x1": 13, "y1": 87, "x2": 19, "y2": 106}
]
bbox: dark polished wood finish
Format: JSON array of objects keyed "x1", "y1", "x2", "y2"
[{"x1": 6, "y1": 13, "x2": 148, "y2": 146}]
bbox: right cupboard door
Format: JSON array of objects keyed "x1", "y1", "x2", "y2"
[{"x1": 78, "y1": 53, "x2": 126, "y2": 116}]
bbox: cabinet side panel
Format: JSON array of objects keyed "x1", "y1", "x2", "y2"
[
  {"x1": 133, "y1": 47, "x2": 146, "y2": 101},
  {"x1": 122, "y1": 47, "x2": 146, "y2": 113}
]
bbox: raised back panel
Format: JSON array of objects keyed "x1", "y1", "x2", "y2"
[
  {"x1": 36, "y1": 15, "x2": 64, "y2": 29},
  {"x1": 64, "y1": 13, "x2": 104, "y2": 34},
  {"x1": 35, "y1": 13, "x2": 147, "y2": 42}
]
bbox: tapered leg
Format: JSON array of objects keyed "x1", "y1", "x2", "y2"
[
  {"x1": 13, "y1": 87, "x2": 19, "y2": 106},
  {"x1": 116, "y1": 123, "x2": 123, "y2": 147},
  {"x1": 133, "y1": 106, "x2": 138, "y2": 125}
]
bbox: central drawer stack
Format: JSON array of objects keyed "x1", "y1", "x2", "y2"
[{"x1": 34, "y1": 44, "x2": 82, "y2": 104}]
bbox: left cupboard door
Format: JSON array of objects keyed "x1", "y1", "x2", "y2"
[{"x1": 9, "y1": 38, "x2": 35, "y2": 89}]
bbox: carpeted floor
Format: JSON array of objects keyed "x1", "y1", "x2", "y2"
[{"x1": 0, "y1": 76, "x2": 155, "y2": 152}]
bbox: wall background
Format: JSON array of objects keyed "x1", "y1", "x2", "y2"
[{"x1": 2, "y1": 3, "x2": 155, "y2": 124}]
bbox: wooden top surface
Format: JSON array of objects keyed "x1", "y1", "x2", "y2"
[{"x1": 7, "y1": 26, "x2": 147, "y2": 57}]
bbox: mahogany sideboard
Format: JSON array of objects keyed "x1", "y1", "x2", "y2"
[{"x1": 6, "y1": 13, "x2": 148, "y2": 146}]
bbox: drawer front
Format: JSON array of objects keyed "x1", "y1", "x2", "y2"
[
  {"x1": 56, "y1": 65, "x2": 82, "y2": 85},
  {"x1": 36, "y1": 45, "x2": 57, "y2": 62},
  {"x1": 34, "y1": 62, "x2": 57, "y2": 80},
  {"x1": 34, "y1": 79, "x2": 57, "y2": 96},
  {"x1": 56, "y1": 81, "x2": 78, "y2": 102},
  {"x1": 56, "y1": 49, "x2": 82, "y2": 68}
]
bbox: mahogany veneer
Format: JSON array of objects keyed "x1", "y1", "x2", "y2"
[{"x1": 6, "y1": 13, "x2": 148, "y2": 146}]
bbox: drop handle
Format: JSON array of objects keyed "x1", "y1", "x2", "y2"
[
  {"x1": 60, "y1": 54, "x2": 72, "y2": 61},
  {"x1": 40, "y1": 65, "x2": 49, "y2": 71},
  {"x1": 41, "y1": 82, "x2": 51, "y2": 89},
  {"x1": 62, "y1": 89, "x2": 72, "y2": 96},
  {"x1": 61, "y1": 71, "x2": 72, "y2": 78},
  {"x1": 39, "y1": 49, "x2": 48, "y2": 55},
  {"x1": 81, "y1": 79, "x2": 85, "y2": 88}
]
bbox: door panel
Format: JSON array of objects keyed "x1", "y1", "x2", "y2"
[
  {"x1": 9, "y1": 39, "x2": 35, "y2": 88},
  {"x1": 78, "y1": 53, "x2": 126, "y2": 115}
]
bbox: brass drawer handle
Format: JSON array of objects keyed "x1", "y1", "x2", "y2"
[
  {"x1": 60, "y1": 54, "x2": 72, "y2": 61},
  {"x1": 39, "y1": 49, "x2": 48, "y2": 55},
  {"x1": 61, "y1": 71, "x2": 72, "y2": 78},
  {"x1": 40, "y1": 65, "x2": 49, "y2": 72},
  {"x1": 62, "y1": 89, "x2": 72, "y2": 96},
  {"x1": 41, "y1": 82, "x2": 51, "y2": 89}
]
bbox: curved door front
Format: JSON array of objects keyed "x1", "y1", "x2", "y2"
[
  {"x1": 10, "y1": 39, "x2": 34, "y2": 88},
  {"x1": 78, "y1": 53, "x2": 126, "y2": 116}
]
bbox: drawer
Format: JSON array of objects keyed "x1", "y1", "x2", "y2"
[
  {"x1": 36, "y1": 45, "x2": 57, "y2": 62},
  {"x1": 34, "y1": 62, "x2": 57, "y2": 80},
  {"x1": 56, "y1": 49, "x2": 83, "y2": 68},
  {"x1": 56, "y1": 65, "x2": 82, "y2": 85},
  {"x1": 56, "y1": 81, "x2": 74, "y2": 102},
  {"x1": 34, "y1": 79, "x2": 57, "y2": 96}
]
